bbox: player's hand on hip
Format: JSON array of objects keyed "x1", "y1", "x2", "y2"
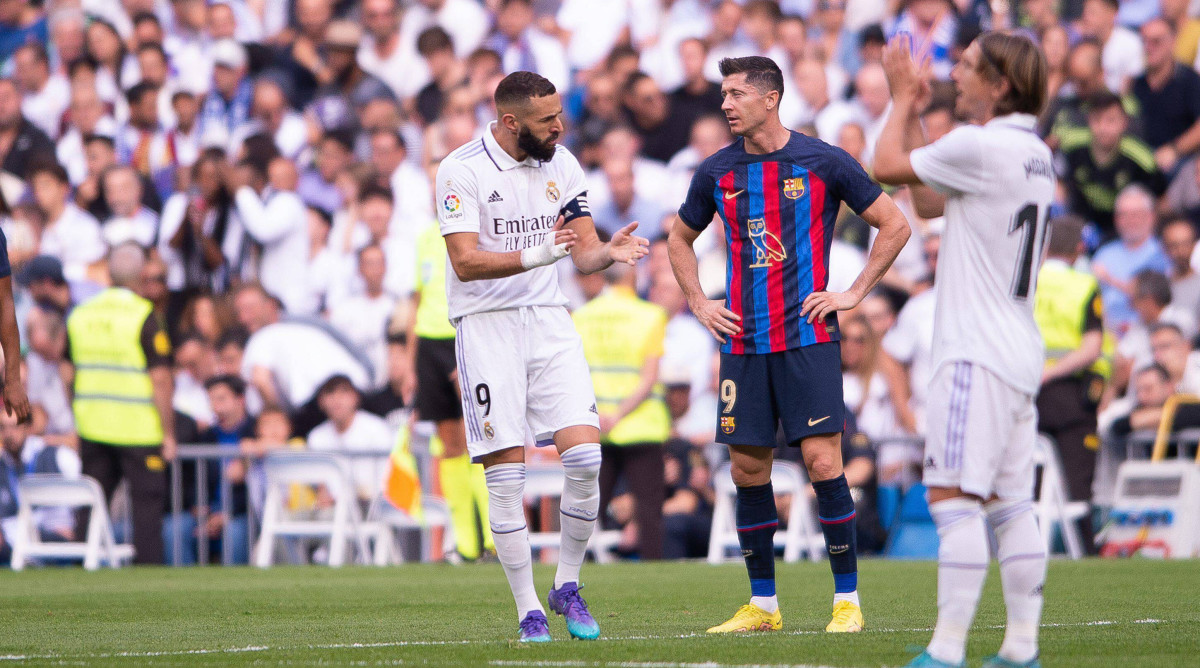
[
  {"x1": 801, "y1": 291, "x2": 860, "y2": 324},
  {"x1": 692, "y1": 297, "x2": 742, "y2": 344},
  {"x1": 608, "y1": 221, "x2": 651, "y2": 266}
]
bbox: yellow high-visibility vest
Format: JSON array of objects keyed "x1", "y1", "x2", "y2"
[
  {"x1": 573, "y1": 286, "x2": 670, "y2": 445},
  {"x1": 68, "y1": 288, "x2": 165, "y2": 446},
  {"x1": 1034, "y1": 261, "x2": 1113, "y2": 380}
]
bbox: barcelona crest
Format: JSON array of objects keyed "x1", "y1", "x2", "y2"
[
  {"x1": 720, "y1": 416, "x2": 736, "y2": 435},
  {"x1": 782, "y1": 177, "x2": 805, "y2": 199}
]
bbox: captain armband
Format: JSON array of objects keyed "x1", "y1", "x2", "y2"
[{"x1": 560, "y1": 192, "x2": 591, "y2": 223}]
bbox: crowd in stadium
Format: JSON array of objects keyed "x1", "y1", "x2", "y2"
[{"x1": 0, "y1": 0, "x2": 1198, "y2": 566}]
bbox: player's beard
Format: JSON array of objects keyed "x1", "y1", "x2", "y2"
[{"x1": 517, "y1": 125, "x2": 557, "y2": 162}]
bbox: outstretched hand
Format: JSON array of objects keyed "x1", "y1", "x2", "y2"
[{"x1": 608, "y1": 221, "x2": 651, "y2": 266}]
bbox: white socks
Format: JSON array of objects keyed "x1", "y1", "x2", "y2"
[
  {"x1": 555, "y1": 443, "x2": 601, "y2": 588},
  {"x1": 928, "y1": 498, "x2": 990, "y2": 666},
  {"x1": 750, "y1": 595, "x2": 779, "y2": 613},
  {"x1": 834, "y1": 591, "x2": 860, "y2": 607},
  {"x1": 485, "y1": 464, "x2": 542, "y2": 619},
  {"x1": 986, "y1": 499, "x2": 1046, "y2": 664}
]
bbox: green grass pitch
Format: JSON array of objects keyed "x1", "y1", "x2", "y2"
[{"x1": 0, "y1": 559, "x2": 1196, "y2": 667}]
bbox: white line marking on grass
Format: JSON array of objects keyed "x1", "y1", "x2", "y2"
[
  {"x1": 0, "y1": 618, "x2": 1169, "y2": 664},
  {"x1": 492, "y1": 662, "x2": 838, "y2": 668}
]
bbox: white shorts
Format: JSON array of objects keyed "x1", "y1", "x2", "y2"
[
  {"x1": 923, "y1": 361, "x2": 1037, "y2": 500},
  {"x1": 455, "y1": 306, "x2": 599, "y2": 461}
]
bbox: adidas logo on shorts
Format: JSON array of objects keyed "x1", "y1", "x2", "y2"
[{"x1": 488, "y1": 190, "x2": 503, "y2": 203}]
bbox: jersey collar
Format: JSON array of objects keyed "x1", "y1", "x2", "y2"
[
  {"x1": 985, "y1": 113, "x2": 1038, "y2": 133},
  {"x1": 483, "y1": 121, "x2": 543, "y2": 171}
]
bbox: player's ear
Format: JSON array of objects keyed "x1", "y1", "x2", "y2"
[
  {"x1": 765, "y1": 90, "x2": 779, "y2": 111},
  {"x1": 500, "y1": 112, "x2": 520, "y2": 134}
]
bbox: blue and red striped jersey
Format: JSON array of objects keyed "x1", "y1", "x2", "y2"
[{"x1": 678, "y1": 131, "x2": 882, "y2": 355}]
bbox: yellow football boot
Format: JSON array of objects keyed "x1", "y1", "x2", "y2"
[
  {"x1": 706, "y1": 604, "x2": 783, "y2": 633},
  {"x1": 824, "y1": 600, "x2": 864, "y2": 632}
]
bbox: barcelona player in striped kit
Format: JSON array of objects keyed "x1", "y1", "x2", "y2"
[{"x1": 668, "y1": 56, "x2": 911, "y2": 634}]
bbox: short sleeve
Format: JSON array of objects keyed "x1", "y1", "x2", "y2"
[
  {"x1": 1083, "y1": 287, "x2": 1103, "y2": 333},
  {"x1": 677, "y1": 164, "x2": 717, "y2": 231},
  {"x1": 554, "y1": 147, "x2": 588, "y2": 203},
  {"x1": 435, "y1": 158, "x2": 481, "y2": 236},
  {"x1": 831, "y1": 147, "x2": 883, "y2": 215},
  {"x1": 140, "y1": 313, "x2": 173, "y2": 367},
  {"x1": 910, "y1": 126, "x2": 985, "y2": 195},
  {"x1": 0, "y1": 227, "x2": 10, "y2": 279}
]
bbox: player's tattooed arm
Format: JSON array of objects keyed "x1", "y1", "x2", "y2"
[
  {"x1": 668, "y1": 216, "x2": 741, "y2": 344},
  {"x1": 444, "y1": 227, "x2": 578, "y2": 281},
  {"x1": 802, "y1": 194, "x2": 911, "y2": 324}
]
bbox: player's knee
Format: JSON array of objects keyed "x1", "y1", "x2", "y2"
[
  {"x1": 730, "y1": 464, "x2": 770, "y2": 488},
  {"x1": 560, "y1": 443, "x2": 601, "y2": 482},
  {"x1": 806, "y1": 453, "x2": 842, "y2": 482}
]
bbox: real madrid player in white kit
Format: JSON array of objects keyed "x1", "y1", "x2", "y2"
[
  {"x1": 436, "y1": 71, "x2": 649, "y2": 643},
  {"x1": 874, "y1": 34, "x2": 1054, "y2": 668}
]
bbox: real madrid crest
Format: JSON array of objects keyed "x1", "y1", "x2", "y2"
[
  {"x1": 783, "y1": 177, "x2": 805, "y2": 199},
  {"x1": 545, "y1": 181, "x2": 560, "y2": 203},
  {"x1": 484, "y1": 421, "x2": 495, "y2": 440}
]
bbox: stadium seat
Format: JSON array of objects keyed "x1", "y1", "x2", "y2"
[
  {"x1": 523, "y1": 463, "x2": 621, "y2": 564},
  {"x1": 253, "y1": 451, "x2": 374, "y2": 568},
  {"x1": 883, "y1": 483, "x2": 938, "y2": 559},
  {"x1": 707, "y1": 461, "x2": 824, "y2": 564},
  {"x1": 9, "y1": 474, "x2": 135, "y2": 571},
  {"x1": 1033, "y1": 434, "x2": 1089, "y2": 560},
  {"x1": 368, "y1": 493, "x2": 456, "y2": 564}
]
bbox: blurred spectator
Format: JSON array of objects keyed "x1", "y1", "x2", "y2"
[
  {"x1": 163, "y1": 375, "x2": 252, "y2": 565},
  {"x1": 1132, "y1": 18, "x2": 1200, "y2": 173},
  {"x1": 357, "y1": 0, "x2": 430, "y2": 103},
  {"x1": 19, "y1": 255, "x2": 73, "y2": 315},
  {"x1": 1079, "y1": 0, "x2": 1144, "y2": 93},
  {"x1": 235, "y1": 282, "x2": 372, "y2": 436},
  {"x1": 1109, "y1": 362, "x2": 1174, "y2": 437},
  {"x1": 1057, "y1": 91, "x2": 1164, "y2": 239},
  {"x1": 31, "y1": 162, "x2": 105, "y2": 283},
  {"x1": 0, "y1": 78, "x2": 54, "y2": 180},
  {"x1": 328, "y1": 245, "x2": 399, "y2": 389},
  {"x1": 793, "y1": 59, "x2": 855, "y2": 143},
  {"x1": 668, "y1": 38, "x2": 723, "y2": 138},
  {"x1": 67, "y1": 244, "x2": 175, "y2": 565},
  {"x1": 308, "y1": 374, "x2": 392, "y2": 502},
  {"x1": 200, "y1": 39, "x2": 252, "y2": 148},
  {"x1": 13, "y1": 44, "x2": 67, "y2": 141},
  {"x1": 24, "y1": 306, "x2": 74, "y2": 449},
  {"x1": 1040, "y1": 39, "x2": 1109, "y2": 149},
  {"x1": 849, "y1": 63, "x2": 890, "y2": 165},
  {"x1": 840, "y1": 313, "x2": 912, "y2": 485},
  {"x1": 118, "y1": 83, "x2": 173, "y2": 196},
  {"x1": 401, "y1": 0, "x2": 490, "y2": 62},
  {"x1": 314, "y1": 20, "x2": 397, "y2": 114},
  {"x1": 231, "y1": 155, "x2": 310, "y2": 314},
  {"x1": 881, "y1": 232, "x2": 938, "y2": 439},
  {"x1": 0, "y1": 408, "x2": 79, "y2": 565},
  {"x1": 485, "y1": 0, "x2": 569, "y2": 93},
  {"x1": 232, "y1": 80, "x2": 308, "y2": 161},
  {"x1": 1092, "y1": 185, "x2": 1171, "y2": 335},
  {"x1": 57, "y1": 85, "x2": 115, "y2": 186},
  {"x1": 1111, "y1": 270, "x2": 1196, "y2": 396},
  {"x1": 173, "y1": 334, "x2": 218, "y2": 430},
  {"x1": 100, "y1": 166, "x2": 159, "y2": 249},
  {"x1": 592, "y1": 158, "x2": 664, "y2": 240},
  {"x1": 299, "y1": 129, "x2": 355, "y2": 213},
  {"x1": 368, "y1": 128, "x2": 433, "y2": 247},
  {"x1": 661, "y1": 439, "x2": 713, "y2": 559},
  {"x1": 415, "y1": 27, "x2": 465, "y2": 125},
  {"x1": 625, "y1": 72, "x2": 689, "y2": 163},
  {"x1": 1161, "y1": 216, "x2": 1200, "y2": 314},
  {"x1": 888, "y1": 0, "x2": 958, "y2": 79},
  {"x1": 1162, "y1": 0, "x2": 1200, "y2": 65}
]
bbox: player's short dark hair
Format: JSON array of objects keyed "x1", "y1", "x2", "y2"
[
  {"x1": 204, "y1": 374, "x2": 247, "y2": 397},
  {"x1": 718, "y1": 56, "x2": 785, "y2": 96},
  {"x1": 975, "y1": 31, "x2": 1047, "y2": 116},
  {"x1": 1045, "y1": 215, "x2": 1085, "y2": 257},
  {"x1": 1085, "y1": 90, "x2": 1124, "y2": 117},
  {"x1": 359, "y1": 184, "x2": 394, "y2": 206},
  {"x1": 494, "y1": 71, "x2": 557, "y2": 110},
  {"x1": 417, "y1": 27, "x2": 454, "y2": 57},
  {"x1": 1133, "y1": 269, "x2": 1172, "y2": 307}
]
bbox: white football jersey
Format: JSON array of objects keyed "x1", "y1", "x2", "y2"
[
  {"x1": 436, "y1": 122, "x2": 587, "y2": 320},
  {"x1": 910, "y1": 113, "x2": 1055, "y2": 395}
]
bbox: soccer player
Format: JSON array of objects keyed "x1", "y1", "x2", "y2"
[
  {"x1": 668, "y1": 56, "x2": 911, "y2": 634},
  {"x1": 436, "y1": 71, "x2": 649, "y2": 642},
  {"x1": 873, "y1": 33, "x2": 1055, "y2": 668}
]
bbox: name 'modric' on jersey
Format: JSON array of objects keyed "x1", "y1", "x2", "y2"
[{"x1": 435, "y1": 121, "x2": 592, "y2": 321}]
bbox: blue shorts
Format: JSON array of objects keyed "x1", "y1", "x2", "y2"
[{"x1": 716, "y1": 342, "x2": 845, "y2": 447}]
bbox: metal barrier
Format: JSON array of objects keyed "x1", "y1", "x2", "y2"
[{"x1": 166, "y1": 445, "x2": 391, "y2": 567}]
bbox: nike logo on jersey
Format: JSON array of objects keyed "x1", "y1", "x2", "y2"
[
  {"x1": 808, "y1": 416, "x2": 831, "y2": 427},
  {"x1": 724, "y1": 189, "x2": 745, "y2": 200},
  {"x1": 487, "y1": 190, "x2": 504, "y2": 203}
]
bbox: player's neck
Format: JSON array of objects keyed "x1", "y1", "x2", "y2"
[
  {"x1": 491, "y1": 123, "x2": 529, "y2": 163},
  {"x1": 741, "y1": 120, "x2": 792, "y2": 155}
]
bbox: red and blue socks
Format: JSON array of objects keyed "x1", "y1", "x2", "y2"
[
  {"x1": 814, "y1": 474, "x2": 860, "y2": 606},
  {"x1": 735, "y1": 482, "x2": 779, "y2": 612}
]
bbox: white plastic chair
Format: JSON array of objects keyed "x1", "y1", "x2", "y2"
[
  {"x1": 10, "y1": 475, "x2": 134, "y2": 571},
  {"x1": 1033, "y1": 434, "x2": 1090, "y2": 560},
  {"x1": 368, "y1": 493, "x2": 456, "y2": 564},
  {"x1": 707, "y1": 461, "x2": 825, "y2": 564},
  {"x1": 253, "y1": 451, "x2": 373, "y2": 568},
  {"x1": 524, "y1": 464, "x2": 621, "y2": 564}
]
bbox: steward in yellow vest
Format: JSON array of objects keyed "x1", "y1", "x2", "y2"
[
  {"x1": 66, "y1": 245, "x2": 175, "y2": 564},
  {"x1": 572, "y1": 263, "x2": 668, "y2": 559},
  {"x1": 1033, "y1": 217, "x2": 1110, "y2": 553}
]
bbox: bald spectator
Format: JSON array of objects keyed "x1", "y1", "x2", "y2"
[{"x1": 1092, "y1": 186, "x2": 1172, "y2": 336}]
